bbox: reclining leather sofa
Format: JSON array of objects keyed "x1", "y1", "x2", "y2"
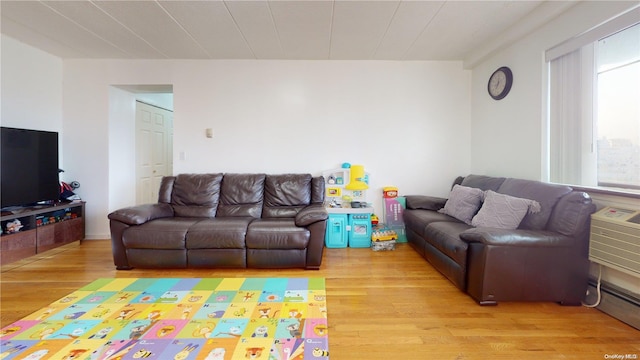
[
  {"x1": 403, "y1": 174, "x2": 596, "y2": 305},
  {"x1": 108, "y1": 173, "x2": 328, "y2": 270}
]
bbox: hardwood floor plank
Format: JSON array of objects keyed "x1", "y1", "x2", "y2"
[{"x1": 1, "y1": 240, "x2": 638, "y2": 359}]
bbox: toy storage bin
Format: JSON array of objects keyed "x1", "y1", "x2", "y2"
[
  {"x1": 325, "y1": 214, "x2": 348, "y2": 248},
  {"x1": 372, "y1": 240, "x2": 396, "y2": 251}
]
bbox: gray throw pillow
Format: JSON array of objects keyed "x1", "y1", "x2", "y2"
[
  {"x1": 438, "y1": 184, "x2": 484, "y2": 225},
  {"x1": 471, "y1": 190, "x2": 541, "y2": 230}
]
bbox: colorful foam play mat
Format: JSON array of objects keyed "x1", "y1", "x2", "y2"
[{"x1": 0, "y1": 278, "x2": 329, "y2": 359}]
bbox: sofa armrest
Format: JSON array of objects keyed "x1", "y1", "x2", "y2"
[
  {"x1": 405, "y1": 195, "x2": 447, "y2": 211},
  {"x1": 460, "y1": 227, "x2": 575, "y2": 247},
  {"x1": 108, "y1": 203, "x2": 174, "y2": 226},
  {"x1": 295, "y1": 204, "x2": 329, "y2": 227}
]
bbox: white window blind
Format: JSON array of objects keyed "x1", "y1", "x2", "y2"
[{"x1": 548, "y1": 46, "x2": 597, "y2": 186}]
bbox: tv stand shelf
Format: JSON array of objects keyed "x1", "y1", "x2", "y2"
[{"x1": 1, "y1": 201, "x2": 85, "y2": 264}]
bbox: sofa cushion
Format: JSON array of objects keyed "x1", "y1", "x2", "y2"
[
  {"x1": 246, "y1": 219, "x2": 310, "y2": 249},
  {"x1": 262, "y1": 174, "x2": 312, "y2": 218},
  {"x1": 216, "y1": 173, "x2": 266, "y2": 218},
  {"x1": 438, "y1": 185, "x2": 484, "y2": 225},
  {"x1": 185, "y1": 218, "x2": 253, "y2": 249},
  {"x1": 471, "y1": 190, "x2": 541, "y2": 230},
  {"x1": 460, "y1": 175, "x2": 506, "y2": 191},
  {"x1": 496, "y1": 178, "x2": 572, "y2": 230},
  {"x1": 122, "y1": 218, "x2": 199, "y2": 249},
  {"x1": 404, "y1": 209, "x2": 460, "y2": 238},
  {"x1": 405, "y1": 195, "x2": 447, "y2": 211},
  {"x1": 311, "y1": 177, "x2": 326, "y2": 204},
  {"x1": 171, "y1": 173, "x2": 223, "y2": 217},
  {"x1": 423, "y1": 221, "x2": 472, "y2": 266}
]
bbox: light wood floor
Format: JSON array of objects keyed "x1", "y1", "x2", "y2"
[{"x1": 1, "y1": 240, "x2": 638, "y2": 359}]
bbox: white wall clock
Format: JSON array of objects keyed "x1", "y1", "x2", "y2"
[{"x1": 488, "y1": 66, "x2": 513, "y2": 100}]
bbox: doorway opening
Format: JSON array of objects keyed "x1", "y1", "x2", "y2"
[{"x1": 108, "y1": 85, "x2": 173, "y2": 210}]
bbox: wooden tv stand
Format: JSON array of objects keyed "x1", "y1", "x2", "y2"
[{"x1": 0, "y1": 201, "x2": 85, "y2": 264}]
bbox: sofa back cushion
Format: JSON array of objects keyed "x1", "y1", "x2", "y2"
[
  {"x1": 460, "y1": 175, "x2": 506, "y2": 191},
  {"x1": 496, "y1": 178, "x2": 572, "y2": 230},
  {"x1": 262, "y1": 174, "x2": 313, "y2": 218},
  {"x1": 158, "y1": 176, "x2": 175, "y2": 204},
  {"x1": 169, "y1": 173, "x2": 223, "y2": 217},
  {"x1": 547, "y1": 191, "x2": 596, "y2": 237},
  {"x1": 311, "y1": 177, "x2": 325, "y2": 204},
  {"x1": 216, "y1": 173, "x2": 266, "y2": 218}
]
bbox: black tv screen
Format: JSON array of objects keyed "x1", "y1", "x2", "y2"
[{"x1": 1, "y1": 127, "x2": 60, "y2": 209}]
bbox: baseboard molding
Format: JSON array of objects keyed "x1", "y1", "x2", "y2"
[
  {"x1": 586, "y1": 280, "x2": 640, "y2": 330},
  {"x1": 83, "y1": 235, "x2": 110, "y2": 240}
]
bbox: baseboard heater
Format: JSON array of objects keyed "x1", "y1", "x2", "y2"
[{"x1": 587, "y1": 279, "x2": 640, "y2": 330}]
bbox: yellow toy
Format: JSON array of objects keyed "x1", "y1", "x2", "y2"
[
  {"x1": 371, "y1": 229, "x2": 397, "y2": 242},
  {"x1": 383, "y1": 186, "x2": 398, "y2": 198}
]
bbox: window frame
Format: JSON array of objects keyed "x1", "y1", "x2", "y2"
[{"x1": 545, "y1": 6, "x2": 640, "y2": 195}]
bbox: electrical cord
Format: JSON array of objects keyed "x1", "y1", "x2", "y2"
[{"x1": 582, "y1": 263, "x2": 602, "y2": 308}]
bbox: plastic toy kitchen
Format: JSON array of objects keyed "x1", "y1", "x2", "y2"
[{"x1": 323, "y1": 163, "x2": 373, "y2": 248}]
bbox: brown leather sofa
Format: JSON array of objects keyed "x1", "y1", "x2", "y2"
[
  {"x1": 108, "y1": 173, "x2": 328, "y2": 270},
  {"x1": 403, "y1": 174, "x2": 596, "y2": 305}
]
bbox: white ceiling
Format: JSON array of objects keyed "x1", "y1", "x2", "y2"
[{"x1": 1, "y1": 0, "x2": 578, "y2": 64}]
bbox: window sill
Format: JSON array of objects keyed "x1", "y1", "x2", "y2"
[{"x1": 570, "y1": 184, "x2": 640, "y2": 200}]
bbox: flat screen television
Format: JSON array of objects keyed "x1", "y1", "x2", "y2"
[{"x1": 1, "y1": 126, "x2": 60, "y2": 209}]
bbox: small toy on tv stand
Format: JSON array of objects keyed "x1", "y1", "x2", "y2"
[{"x1": 4, "y1": 219, "x2": 23, "y2": 234}]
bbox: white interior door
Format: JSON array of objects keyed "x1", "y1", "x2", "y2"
[{"x1": 135, "y1": 101, "x2": 173, "y2": 205}]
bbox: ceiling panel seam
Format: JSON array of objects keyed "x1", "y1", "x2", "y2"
[
  {"x1": 38, "y1": 0, "x2": 133, "y2": 58},
  {"x1": 266, "y1": 0, "x2": 286, "y2": 59},
  {"x1": 222, "y1": 0, "x2": 258, "y2": 59},
  {"x1": 155, "y1": 0, "x2": 211, "y2": 59},
  {"x1": 327, "y1": 0, "x2": 335, "y2": 60},
  {"x1": 40, "y1": 1, "x2": 134, "y2": 57},
  {"x1": 370, "y1": 1, "x2": 402, "y2": 60},
  {"x1": 401, "y1": 0, "x2": 446, "y2": 61},
  {"x1": 1, "y1": 4, "x2": 88, "y2": 58},
  {"x1": 88, "y1": 0, "x2": 168, "y2": 59}
]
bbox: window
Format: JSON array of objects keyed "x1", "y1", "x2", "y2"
[
  {"x1": 596, "y1": 24, "x2": 640, "y2": 190},
  {"x1": 547, "y1": 9, "x2": 640, "y2": 193}
]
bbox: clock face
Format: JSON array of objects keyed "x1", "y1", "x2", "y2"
[{"x1": 488, "y1": 67, "x2": 513, "y2": 100}]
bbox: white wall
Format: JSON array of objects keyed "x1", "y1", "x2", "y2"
[
  {"x1": 469, "y1": 1, "x2": 637, "y2": 181},
  {"x1": 62, "y1": 59, "x2": 470, "y2": 238},
  {"x1": 0, "y1": 35, "x2": 62, "y2": 130},
  {"x1": 107, "y1": 86, "x2": 138, "y2": 212},
  {"x1": 0, "y1": 34, "x2": 63, "y2": 160}
]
